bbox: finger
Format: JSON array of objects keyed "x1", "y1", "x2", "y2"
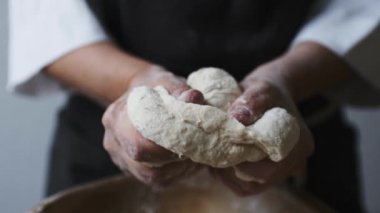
[
  {"x1": 234, "y1": 127, "x2": 313, "y2": 185},
  {"x1": 213, "y1": 168, "x2": 267, "y2": 196},
  {"x1": 103, "y1": 130, "x2": 133, "y2": 177},
  {"x1": 154, "y1": 72, "x2": 205, "y2": 104},
  {"x1": 111, "y1": 106, "x2": 182, "y2": 165},
  {"x1": 121, "y1": 154, "x2": 198, "y2": 185},
  {"x1": 122, "y1": 126, "x2": 181, "y2": 165},
  {"x1": 128, "y1": 133, "x2": 182, "y2": 166},
  {"x1": 177, "y1": 89, "x2": 205, "y2": 104},
  {"x1": 121, "y1": 89, "x2": 203, "y2": 165},
  {"x1": 157, "y1": 162, "x2": 203, "y2": 186},
  {"x1": 103, "y1": 129, "x2": 121, "y2": 153},
  {"x1": 211, "y1": 168, "x2": 246, "y2": 195},
  {"x1": 228, "y1": 83, "x2": 274, "y2": 125},
  {"x1": 158, "y1": 73, "x2": 190, "y2": 97},
  {"x1": 228, "y1": 103, "x2": 256, "y2": 125},
  {"x1": 101, "y1": 102, "x2": 117, "y2": 129},
  {"x1": 102, "y1": 94, "x2": 130, "y2": 129},
  {"x1": 233, "y1": 167, "x2": 267, "y2": 184},
  {"x1": 213, "y1": 126, "x2": 313, "y2": 196},
  {"x1": 103, "y1": 129, "x2": 186, "y2": 182},
  {"x1": 234, "y1": 159, "x2": 278, "y2": 183}
]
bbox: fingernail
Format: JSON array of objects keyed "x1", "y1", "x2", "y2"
[
  {"x1": 178, "y1": 89, "x2": 204, "y2": 104},
  {"x1": 233, "y1": 167, "x2": 266, "y2": 183},
  {"x1": 230, "y1": 106, "x2": 254, "y2": 125}
]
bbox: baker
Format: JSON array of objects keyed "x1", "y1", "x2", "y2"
[{"x1": 9, "y1": 0, "x2": 380, "y2": 212}]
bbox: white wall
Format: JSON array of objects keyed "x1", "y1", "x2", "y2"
[
  {"x1": 0, "y1": 1, "x2": 379, "y2": 212},
  {"x1": 0, "y1": 1, "x2": 65, "y2": 212},
  {"x1": 345, "y1": 108, "x2": 380, "y2": 212}
]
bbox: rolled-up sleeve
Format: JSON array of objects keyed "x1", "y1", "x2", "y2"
[
  {"x1": 8, "y1": 0, "x2": 108, "y2": 96},
  {"x1": 292, "y1": 0, "x2": 380, "y2": 105}
]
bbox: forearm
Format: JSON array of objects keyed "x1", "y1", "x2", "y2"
[
  {"x1": 244, "y1": 41, "x2": 355, "y2": 102},
  {"x1": 44, "y1": 41, "x2": 153, "y2": 103}
]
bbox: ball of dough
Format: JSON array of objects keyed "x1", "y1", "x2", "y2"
[
  {"x1": 127, "y1": 68, "x2": 300, "y2": 168},
  {"x1": 187, "y1": 67, "x2": 241, "y2": 110}
]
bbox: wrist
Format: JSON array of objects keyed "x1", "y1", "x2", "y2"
[{"x1": 243, "y1": 41, "x2": 354, "y2": 103}]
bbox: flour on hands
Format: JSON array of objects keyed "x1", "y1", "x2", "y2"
[{"x1": 127, "y1": 68, "x2": 300, "y2": 168}]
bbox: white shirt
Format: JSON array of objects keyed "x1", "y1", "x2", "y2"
[
  {"x1": 8, "y1": 0, "x2": 380, "y2": 102},
  {"x1": 8, "y1": 0, "x2": 107, "y2": 96}
]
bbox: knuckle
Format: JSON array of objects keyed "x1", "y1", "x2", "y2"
[
  {"x1": 171, "y1": 87, "x2": 189, "y2": 97},
  {"x1": 229, "y1": 105, "x2": 254, "y2": 125},
  {"x1": 128, "y1": 144, "x2": 149, "y2": 162},
  {"x1": 102, "y1": 105, "x2": 117, "y2": 128},
  {"x1": 103, "y1": 136, "x2": 115, "y2": 152},
  {"x1": 180, "y1": 89, "x2": 205, "y2": 104},
  {"x1": 160, "y1": 72, "x2": 175, "y2": 79},
  {"x1": 103, "y1": 140, "x2": 112, "y2": 152},
  {"x1": 101, "y1": 112, "x2": 111, "y2": 128},
  {"x1": 244, "y1": 81, "x2": 278, "y2": 106}
]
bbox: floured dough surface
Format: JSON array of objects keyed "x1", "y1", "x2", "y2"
[
  {"x1": 187, "y1": 67, "x2": 241, "y2": 110},
  {"x1": 127, "y1": 68, "x2": 300, "y2": 167}
]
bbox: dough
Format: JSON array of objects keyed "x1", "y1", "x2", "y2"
[
  {"x1": 127, "y1": 68, "x2": 300, "y2": 168},
  {"x1": 187, "y1": 67, "x2": 241, "y2": 110}
]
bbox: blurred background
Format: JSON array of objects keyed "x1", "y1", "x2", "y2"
[{"x1": 1, "y1": 1, "x2": 380, "y2": 212}]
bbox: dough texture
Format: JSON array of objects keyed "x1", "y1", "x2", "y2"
[
  {"x1": 127, "y1": 68, "x2": 300, "y2": 168},
  {"x1": 187, "y1": 67, "x2": 241, "y2": 110}
]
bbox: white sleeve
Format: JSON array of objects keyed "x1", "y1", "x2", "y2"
[
  {"x1": 8, "y1": 0, "x2": 108, "y2": 97},
  {"x1": 292, "y1": 0, "x2": 380, "y2": 105}
]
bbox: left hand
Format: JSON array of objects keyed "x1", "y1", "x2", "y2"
[
  {"x1": 210, "y1": 69, "x2": 314, "y2": 196},
  {"x1": 102, "y1": 67, "x2": 204, "y2": 186}
]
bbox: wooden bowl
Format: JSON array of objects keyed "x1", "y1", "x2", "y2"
[{"x1": 30, "y1": 173, "x2": 333, "y2": 213}]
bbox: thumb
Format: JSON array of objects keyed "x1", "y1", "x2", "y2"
[
  {"x1": 228, "y1": 86, "x2": 272, "y2": 125},
  {"x1": 159, "y1": 74, "x2": 204, "y2": 104},
  {"x1": 228, "y1": 103, "x2": 256, "y2": 126},
  {"x1": 177, "y1": 89, "x2": 205, "y2": 104}
]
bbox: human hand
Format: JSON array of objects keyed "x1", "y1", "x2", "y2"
[
  {"x1": 211, "y1": 69, "x2": 314, "y2": 196},
  {"x1": 102, "y1": 66, "x2": 204, "y2": 185}
]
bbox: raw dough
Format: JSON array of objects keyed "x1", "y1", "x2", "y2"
[
  {"x1": 187, "y1": 67, "x2": 241, "y2": 110},
  {"x1": 127, "y1": 68, "x2": 300, "y2": 168}
]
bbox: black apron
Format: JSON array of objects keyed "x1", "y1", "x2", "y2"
[{"x1": 46, "y1": 1, "x2": 364, "y2": 212}]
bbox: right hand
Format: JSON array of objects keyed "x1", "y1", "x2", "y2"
[
  {"x1": 102, "y1": 66, "x2": 204, "y2": 185},
  {"x1": 211, "y1": 68, "x2": 314, "y2": 196}
]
